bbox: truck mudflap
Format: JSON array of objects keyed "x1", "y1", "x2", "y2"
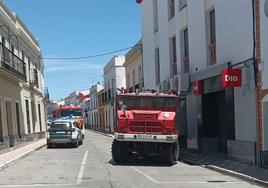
[{"x1": 114, "y1": 132, "x2": 178, "y2": 143}]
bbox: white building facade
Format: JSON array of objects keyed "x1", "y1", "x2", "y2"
[
  {"x1": 0, "y1": 1, "x2": 46, "y2": 151},
  {"x1": 89, "y1": 83, "x2": 103, "y2": 130},
  {"x1": 103, "y1": 56, "x2": 126, "y2": 133},
  {"x1": 138, "y1": 0, "x2": 268, "y2": 166}
]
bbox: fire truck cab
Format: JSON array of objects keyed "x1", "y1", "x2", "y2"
[{"x1": 111, "y1": 90, "x2": 179, "y2": 164}]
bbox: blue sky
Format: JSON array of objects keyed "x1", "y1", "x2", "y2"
[{"x1": 4, "y1": 0, "x2": 141, "y2": 101}]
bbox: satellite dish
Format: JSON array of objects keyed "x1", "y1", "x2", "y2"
[{"x1": 265, "y1": 0, "x2": 268, "y2": 17}]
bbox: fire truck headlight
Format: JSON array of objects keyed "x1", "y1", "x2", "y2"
[{"x1": 162, "y1": 112, "x2": 169, "y2": 119}]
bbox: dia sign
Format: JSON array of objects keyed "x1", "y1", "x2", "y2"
[{"x1": 221, "y1": 69, "x2": 242, "y2": 88}]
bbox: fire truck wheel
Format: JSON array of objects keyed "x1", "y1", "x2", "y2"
[
  {"x1": 166, "y1": 143, "x2": 178, "y2": 165},
  {"x1": 111, "y1": 140, "x2": 120, "y2": 163},
  {"x1": 111, "y1": 140, "x2": 127, "y2": 164},
  {"x1": 47, "y1": 143, "x2": 52, "y2": 149}
]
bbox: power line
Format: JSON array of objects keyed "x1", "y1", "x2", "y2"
[{"x1": 40, "y1": 43, "x2": 142, "y2": 60}]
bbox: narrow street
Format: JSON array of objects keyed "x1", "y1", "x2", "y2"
[{"x1": 0, "y1": 131, "x2": 263, "y2": 188}]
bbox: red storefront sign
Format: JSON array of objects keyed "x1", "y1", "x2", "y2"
[
  {"x1": 192, "y1": 80, "x2": 202, "y2": 96},
  {"x1": 221, "y1": 69, "x2": 242, "y2": 88}
]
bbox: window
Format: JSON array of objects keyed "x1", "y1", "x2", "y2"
[
  {"x1": 138, "y1": 65, "x2": 142, "y2": 85},
  {"x1": 15, "y1": 103, "x2": 21, "y2": 138},
  {"x1": 132, "y1": 70, "x2": 136, "y2": 87},
  {"x1": 154, "y1": 48, "x2": 160, "y2": 85},
  {"x1": 127, "y1": 73, "x2": 130, "y2": 88},
  {"x1": 38, "y1": 104, "x2": 42, "y2": 132},
  {"x1": 21, "y1": 50, "x2": 25, "y2": 62},
  {"x1": 25, "y1": 99, "x2": 31, "y2": 134},
  {"x1": 179, "y1": 0, "x2": 187, "y2": 11},
  {"x1": 33, "y1": 69, "x2": 39, "y2": 88},
  {"x1": 168, "y1": 0, "x2": 175, "y2": 19},
  {"x1": 170, "y1": 36, "x2": 177, "y2": 76},
  {"x1": 11, "y1": 45, "x2": 14, "y2": 54},
  {"x1": 183, "y1": 28, "x2": 189, "y2": 73},
  {"x1": 208, "y1": 9, "x2": 216, "y2": 65},
  {"x1": 210, "y1": 9, "x2": 216, "y2": 44},
  {"x1": 153, "y1": 0, "x2": 158, "y2": 32},
  {"x1": 0, "y1": 99, "x2": 3, "y2": 142}
]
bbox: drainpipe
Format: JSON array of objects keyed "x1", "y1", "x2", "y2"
[{"x1": 252, "y1": 0, "x2": 262, "y2": 167}]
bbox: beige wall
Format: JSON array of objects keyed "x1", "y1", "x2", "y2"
[{"x1": 125, "y1": 44, "x2": 143, "y2": 90}]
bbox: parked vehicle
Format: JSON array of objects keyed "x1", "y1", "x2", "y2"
[
  {"x1": 47, "y1": 119, "x2": 83, "y2": 148},
  {"x1": 53, "y1": 106, "x2": 85, "y2": 139},
  {"x1": 111, "y1": 90, "x2": 179, "y2": 165}
]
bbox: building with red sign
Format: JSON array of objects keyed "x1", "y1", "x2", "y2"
[{"x1": 138, "y1": 0, "x2": 268, "y2": 167}]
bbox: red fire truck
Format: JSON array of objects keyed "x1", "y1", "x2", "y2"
[
  {"x1": 54, "y1": 106, "x2": 83, "y2": 120},
  {"x1": 111, "y1": 91, "x2": 179, "y2": 164}
]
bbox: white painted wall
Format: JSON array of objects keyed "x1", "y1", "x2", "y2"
[
  {"x1": 260, "y1": 0, "x2": 268, "y2": 89},
  {"x1": 139, "y1": 0, "x2": 263, "y2": 146}
]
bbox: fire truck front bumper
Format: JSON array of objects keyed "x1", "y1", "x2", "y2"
[{"x1": 114, "y1": 133, "x2": 178, "y2": 143}]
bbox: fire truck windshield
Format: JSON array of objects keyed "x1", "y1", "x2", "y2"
[
  {"x1": 119, "y1": 96, "x2": 177, "y2": 110},
  {"x1": 60, "y1": 109, "x2": 82, "y2": 117}
]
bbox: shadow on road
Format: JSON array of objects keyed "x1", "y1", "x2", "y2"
[
  {"x1": 108, "y1": 157, "x2": 174, "y2": 167},
  {"x1": 46, "y1": 144, "x2": 77, "y2": 149}
]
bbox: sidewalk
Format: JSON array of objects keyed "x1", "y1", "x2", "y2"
[
  {"x1": 0, "y1": 139, "x2": 46, "y2": 170},
  {"x1": 180, "y1": 149, "x2": 268, "y2": 187}
]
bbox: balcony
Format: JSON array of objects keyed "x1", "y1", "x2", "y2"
[
  {"x1": 183, "y1": 56, "x2": 189, "y2": 73},
  {"x1": 30, "y1": 69, "x2": 39, "y2": 88},
  {"x1": 208, "y1": 43, "x2": 216, "y2": 65},
  {"x1": 0, "y1": 45, "x2": 26, "y2": 81}
]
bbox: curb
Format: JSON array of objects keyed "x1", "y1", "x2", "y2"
[
  {"x1": 204, "y1": 165, "x2": 268, "y2": 187},
  {"x1": 0, "y1": 142, "x2": 46, "y2": 170},
  {"x1": 180, "y1": 158, "x2": 268, "y2": 187}
]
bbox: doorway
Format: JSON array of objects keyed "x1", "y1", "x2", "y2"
[
  {"x1": 6, "y1": 101, "x2": 14, "y2": 147},
  {"x1": 201, "y1": 89, "x2": 235, "y2": 153}
]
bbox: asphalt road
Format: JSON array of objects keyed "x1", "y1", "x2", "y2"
[{"x1": 0, "y1": 130, "x2": 264, "y2": 188}]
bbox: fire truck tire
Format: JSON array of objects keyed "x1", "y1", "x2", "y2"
[
  {"x1": 79, "y1": 138, "x2": 83, "y2": 145},
  {"x1": 111, "y1": 140, "x2": 127, "y2": 164},
  {"x1": 47, "y1": 143, "x2": 52, "y2": 149},
  {"x1": 165, "y1": 143, "x2": 178, "y2": 165}
]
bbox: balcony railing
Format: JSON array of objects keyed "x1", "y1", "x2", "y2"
[
  {"x1": 183, "y1": 56, "x2": 189, "y2": 73},
  {"x1": 0, "y1": 45, "x2": 26, "y2": 81},
  {"x1": 208, "y1": 43, "x2": 216, "y2": 65}
]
